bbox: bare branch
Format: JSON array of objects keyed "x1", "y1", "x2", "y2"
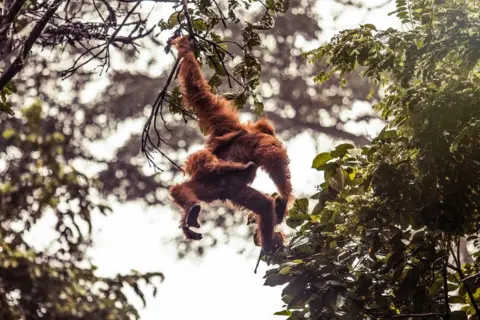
[
  {"x1": 181, "y1": 0, "x2": 194, "y2": 37},
  {"x1": 61, "y1": 0, "x2": 143, "y2": 78},
  {"x1": 141, "y1": 57, "x2": 186, "y2": 172}
]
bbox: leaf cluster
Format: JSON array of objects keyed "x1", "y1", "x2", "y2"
[
  {"x1": 0, "y1": 103, "x2": 163, "y2": 319},
  {"x1": 267, "y1": 1, "x2": 480, "y2": 319}
]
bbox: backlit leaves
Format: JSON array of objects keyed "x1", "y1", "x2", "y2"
[{"x1": 267, "y1": 1, "x2": 480, "y2": 319}]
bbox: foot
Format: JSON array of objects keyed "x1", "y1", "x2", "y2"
[
  {"x1": 182, "y1": 226, "x2": 203, "y2": 240},
  {"x1": 187, "y1": 204, "x2": 201, "y2": 228},
  {"x1": 274, "y1": 196, "x2": 288, "y2": 225},
  {"x1": 181, "y1": 204, "x2": 203, "y2": 241},
  {"x1": 260, "y1": 232, "x2": 285, "y2": 253}
]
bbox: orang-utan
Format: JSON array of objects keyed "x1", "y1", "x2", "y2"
[{"x1": 168, "y1": 36, "x2": 292, "y2": 252}]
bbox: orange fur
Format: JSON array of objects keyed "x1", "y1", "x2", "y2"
[{"x1": 169, "y1": 36, "x2": 292, "y2": 251}]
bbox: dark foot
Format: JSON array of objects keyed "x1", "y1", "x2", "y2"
[
  {"x1": 260, "y1": 232, "x2": 285, "y2": 253},
  {"x1": 187, "y1": 204, "x2": 201, "y2": 228},
  {"x1": 261, "y1": 242, "x2": 284, "y2": 254},
  {"x1": 182, "y1": 226, "x2": 203, "y2": 240},
  {"x1": 275, "y1": 196, "x2": 288, "y2": 224},
  {"x1": 181, "y1": 204, "x2": 203, "y2": 241}
]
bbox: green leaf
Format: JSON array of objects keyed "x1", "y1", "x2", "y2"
[
  {"x1": 310, "y1": 192, "x2": 321, "y2": 199},
  {"x1": 192, "y1": 18, "x2": 207, "y2": 31},
  {"x1": 279, "y1": 266, "x2": 291, "y2": 275},
  {"x1": 331, "y1": 143, "x2": 355, "y2": 158},
  {"x1": 254, "y1": 99, "x2": 264, "y2": 115},
  {"x1": 0, "y1": 102, "x2": 13, "y2": 115},
  {"x1": 264, "y1": 273, "x2": 291, "y2": 287},
  {"x1": 286, "y1": 214, "x2": 310, "y2": 228},
  {"x1": 378, "y1": 129, "x2": 397, "y2": 139},
  {"x1": 295, "y1": 198, "x2": 309, "y2": 214},
  {"x1": 311, "y1": 201, "x2": 323, "y2": 215},
  {"x1": 312, "y1": 152, "x2": 332, "y2": 169},
  {"x1": 273, "y1": 310, "x2": 292, "y2": 316}
]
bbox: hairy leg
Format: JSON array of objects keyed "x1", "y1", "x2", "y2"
[
  {"x1": 229, "y1": 186, "x2": 284, "y2": 252},
  {"x1": 275, "y1": 195, "x2": 288, "y2": 224}
]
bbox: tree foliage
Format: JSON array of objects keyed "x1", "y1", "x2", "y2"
[
  {"x1": 0, "y1": 103, "x2": 163, "y2": 319},
  {"x1": 266, "y1": 1, "x2": 480, "y2": 319}
]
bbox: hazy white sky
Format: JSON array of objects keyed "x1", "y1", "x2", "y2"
[{"x1": 25, "y1": 1, "x2": 400, "y2": 319}]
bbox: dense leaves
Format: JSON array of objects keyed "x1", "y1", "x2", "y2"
[
  {"x1": 267, "y1": 1, "x2": 480, "y2": 319},
  {"x1": 0, "y1": 103, "x2": 163, "y2": 319}
]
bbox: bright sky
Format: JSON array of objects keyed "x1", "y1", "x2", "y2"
[{"x1": 25, "y1": 1, "x2": 400, "y2": 319}]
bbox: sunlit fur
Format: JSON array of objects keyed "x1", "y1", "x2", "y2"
[{"x1": 168, "y1": 36, "x2": 292, "y2": 251}]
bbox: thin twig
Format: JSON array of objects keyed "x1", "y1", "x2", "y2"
[
  {"x1": 194, "y1": 33, "x2": 234, "y2": 58},
  {"x1": 253, "y1": 250, "x2": 262, "y2": 274},
  {"x1": 212, "y1": 45, "x2": 232, "y2": 88},
  {"x1": 211, "y1": 0, "x2": 227, "y2": 28},
  {"x1": 61, "y1": 0, "x2": 143, "y2": 78},
  {"x1": 141, "y1": 57, "x2": 184, "y2": 172},
  {"x1": 462, "y1": 271, "x2": 480, "y2": 282}
]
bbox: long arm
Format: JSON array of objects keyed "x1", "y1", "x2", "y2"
[{"x1": 171, "y1": 36, "x2": 243, "y2": 136}]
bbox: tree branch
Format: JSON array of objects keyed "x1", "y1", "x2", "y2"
[
  {"x1": 0, "y1": 0, "x2": 27, "y2": 35},
  {"x1": 0, "y1": 0, "x2": 65, "y2": 91},
  {"x1": 181, "y1": 0, "x2": 194, "y2": 37}
]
